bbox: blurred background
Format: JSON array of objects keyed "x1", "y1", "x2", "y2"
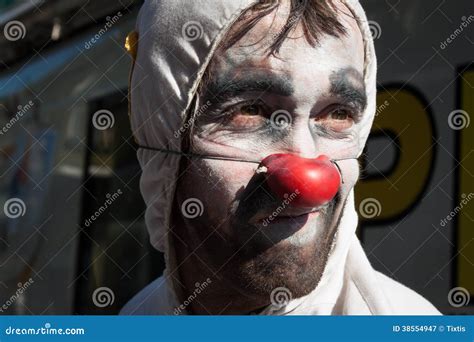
[{"x1": 0, "y1": 0, "x2": 472, "y2": 315}]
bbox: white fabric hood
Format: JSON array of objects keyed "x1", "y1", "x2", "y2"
[{"x1": 122, "y1": 0, "x2": 440, "y2": 315}]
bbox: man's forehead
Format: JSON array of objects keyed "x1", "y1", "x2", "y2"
[
  {"x1": 218, "y1": 0, "x2": 363, "y2": 53},
  {"x1": 208, "y1": 2, "x2": 365, "y2": 82},
  {"x1": 205, "y1": 42, "x2": 365, "y2": 103}
]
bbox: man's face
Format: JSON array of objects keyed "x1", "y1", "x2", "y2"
[{"x1": 173, "y1": 1, "x2": 366, "y2": 303}]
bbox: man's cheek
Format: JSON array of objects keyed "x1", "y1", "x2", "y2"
[{"x1": 198, "y1": 161, "x2": 256, "y2": 218}]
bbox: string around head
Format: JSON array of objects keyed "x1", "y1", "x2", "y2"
[
  {"x1": 135, "y1": 144, "x2": 357, "y2": 165},
  {"x1": 135, "y1": 144, "x2": 262, "y2": 164}
]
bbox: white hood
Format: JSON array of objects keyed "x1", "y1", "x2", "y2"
[{"x1": 122, "y1": 0, "x2": 440, "y2": 315}]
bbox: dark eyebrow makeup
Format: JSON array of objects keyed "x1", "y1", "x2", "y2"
[
  {"x1": 329, "y1": 67, "x2": 367, "y2": 113},
  {"x1": 204, "y1": 71, "x2": 294, "y2": 103}
]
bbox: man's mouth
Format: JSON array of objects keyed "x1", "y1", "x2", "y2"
[
  {"x1": 246, "y1": 208, "x2": 322, "y2": 245},
  {"x1": 242, "y1": 200, "x2": 335, "y2": 245},
  {"x1": 250, "y1": 208, "x2": 322, "y2": 228}
]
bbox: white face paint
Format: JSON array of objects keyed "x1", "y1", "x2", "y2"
[{"x1": 172, "y1": 0, "x2": 366, "y2": 308}]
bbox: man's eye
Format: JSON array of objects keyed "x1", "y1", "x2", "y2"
[
  {"x1": 330, "y1": 108, "x2": 350, "y2": 120},
  {"x1": 218, "y1": 102, "x2": 268, "y2": 131},
  {"x1": 315, "y1": 106, "x2": 355, "y2": 132},
  {"x1": 239, "y1": 104, "x2": 264, "y2": 116}
]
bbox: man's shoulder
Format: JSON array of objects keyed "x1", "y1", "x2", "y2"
[{"x1": 375, "y1": 271, "x2": 442, "y2": 315}]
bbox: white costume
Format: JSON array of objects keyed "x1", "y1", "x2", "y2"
[{"x1": 121, "y1": 0, "x2": 441, "y2": 315}]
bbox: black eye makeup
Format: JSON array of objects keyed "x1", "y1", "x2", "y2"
[
  {"x1": 198, "y1": 97, "x2": 289, "y2": 137},
  {"x1": 313, "y1": 103, "x2": 361, "y2": 134}
]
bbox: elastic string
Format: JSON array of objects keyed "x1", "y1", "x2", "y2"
[
  {"x1": 135, "y1": 144, "x2": 260, "y2": 164},
  {"x1": 135, "y1": 144, "x2": 357, "y2": 164}
]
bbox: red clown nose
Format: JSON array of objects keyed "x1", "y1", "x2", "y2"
[{"x1": 257, "y1": 154, "x2": 341, "y2": 208}]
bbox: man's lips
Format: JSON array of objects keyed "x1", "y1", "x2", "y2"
[
  {"x1": 245, "y1": 206, "x2": 327, "y2": 244},
  {"x1": 248, "y1": 209, "x2": 321, "y2": 244},
  {"x1": 249, "y1": 208, "x2": 321, "y2": 226}
]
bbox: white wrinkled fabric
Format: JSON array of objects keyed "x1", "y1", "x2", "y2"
[{"x1": 123, "y1": 0, "x2": 441, "y2": 315}]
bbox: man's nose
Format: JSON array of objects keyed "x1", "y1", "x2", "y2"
[{"x1": 280, "y1": 117, "x2": 318, "y2": 159}]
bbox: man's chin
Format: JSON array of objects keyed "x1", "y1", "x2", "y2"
[
  {"x1": 228, "y1": 232, "x2": 335, "y2": 302},
  {"x1": 217, "y1": 194, "x2": 343, "y2": 304}
]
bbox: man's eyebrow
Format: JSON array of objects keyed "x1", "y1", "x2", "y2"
[
  {"x1": 204, "y1": 72, "x2": 294, "y2": 102},
  {"x1": 329, "y1": 67, "x2": 367, "y2": 111}
]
